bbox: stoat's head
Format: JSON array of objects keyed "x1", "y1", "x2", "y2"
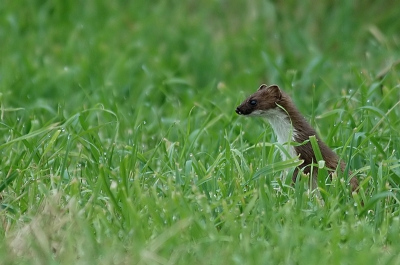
[{"x1": 235, "y1": 84, "x2": 283, "y2": 117}]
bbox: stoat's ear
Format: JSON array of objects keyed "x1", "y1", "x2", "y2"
[
  {"x1": 266, "y1": 84, "x2": 282, "y2": 100},
  {"x1": 258, "y1": 84, "x2": 268, "y2": 90}
]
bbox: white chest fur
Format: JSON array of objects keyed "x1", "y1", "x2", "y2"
[{"x1": 249, "y1": 108, "x2": 298, "y2": 159}]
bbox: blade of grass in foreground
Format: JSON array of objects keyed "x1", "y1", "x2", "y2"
[
  {"x1": 309, "y1": 135, "x2": 329, "y2": 193},
  {"x1": 0, "y1": 168, "x2": 19, "y2": 192},
  {"x1": 252, "y1": 156, "x2": 303, "y2": 181}
]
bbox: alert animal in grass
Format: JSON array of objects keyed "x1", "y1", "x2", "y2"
[{"x1": 236, "y1": 84, "x2": 359, "y2": 192}]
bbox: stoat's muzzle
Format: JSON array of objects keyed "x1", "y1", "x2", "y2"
[{"x1": 235, "y1": 107, "x2": 243, "y2": 115}]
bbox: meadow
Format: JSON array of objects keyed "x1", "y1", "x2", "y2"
[{"x1": 1, "y1": 1, "x2": 400, "y2": 264}]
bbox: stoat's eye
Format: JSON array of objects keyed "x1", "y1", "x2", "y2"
[{"x1": 249, "y1": 99, "x2": 257, "y2": 106}]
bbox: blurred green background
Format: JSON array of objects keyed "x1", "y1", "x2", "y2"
[{"x1": 2, "y1": 1, "x2": 399, "y2": 110}]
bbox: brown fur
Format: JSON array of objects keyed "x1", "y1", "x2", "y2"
[{"x1": 236, "y1": 84, "x2": 359, "y2": 192}]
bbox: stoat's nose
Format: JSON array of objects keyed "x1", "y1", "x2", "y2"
[{"x1": 235, "y1": 107, "x2": 242, "y2": 115}]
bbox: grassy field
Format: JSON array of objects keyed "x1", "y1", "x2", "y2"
[{"x1": 1, "y1": 1, "x2": 400, "y2": 264}]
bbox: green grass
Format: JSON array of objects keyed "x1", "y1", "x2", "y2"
[{"x1": 1, "y1": 1, "x2": 400, "y2": 264}]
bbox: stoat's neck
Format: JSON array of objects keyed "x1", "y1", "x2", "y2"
[
  {"x1": 264, "y1": 108, "x2": 297, "y2": 144},
  {"x1": 262, "y1": 108, "x2": 298, "y2": 159},
  {"x1": 274, "y1": 95, "x2": 318, "y2": 144}
]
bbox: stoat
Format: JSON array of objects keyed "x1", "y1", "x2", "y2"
[{"x1": 236, "y1": 84, "x2": 359, "y2": 192}]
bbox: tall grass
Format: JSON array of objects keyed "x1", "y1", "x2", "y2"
[{"x1": 1, "y1": 1, "x2": 400, "y2": 264}]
